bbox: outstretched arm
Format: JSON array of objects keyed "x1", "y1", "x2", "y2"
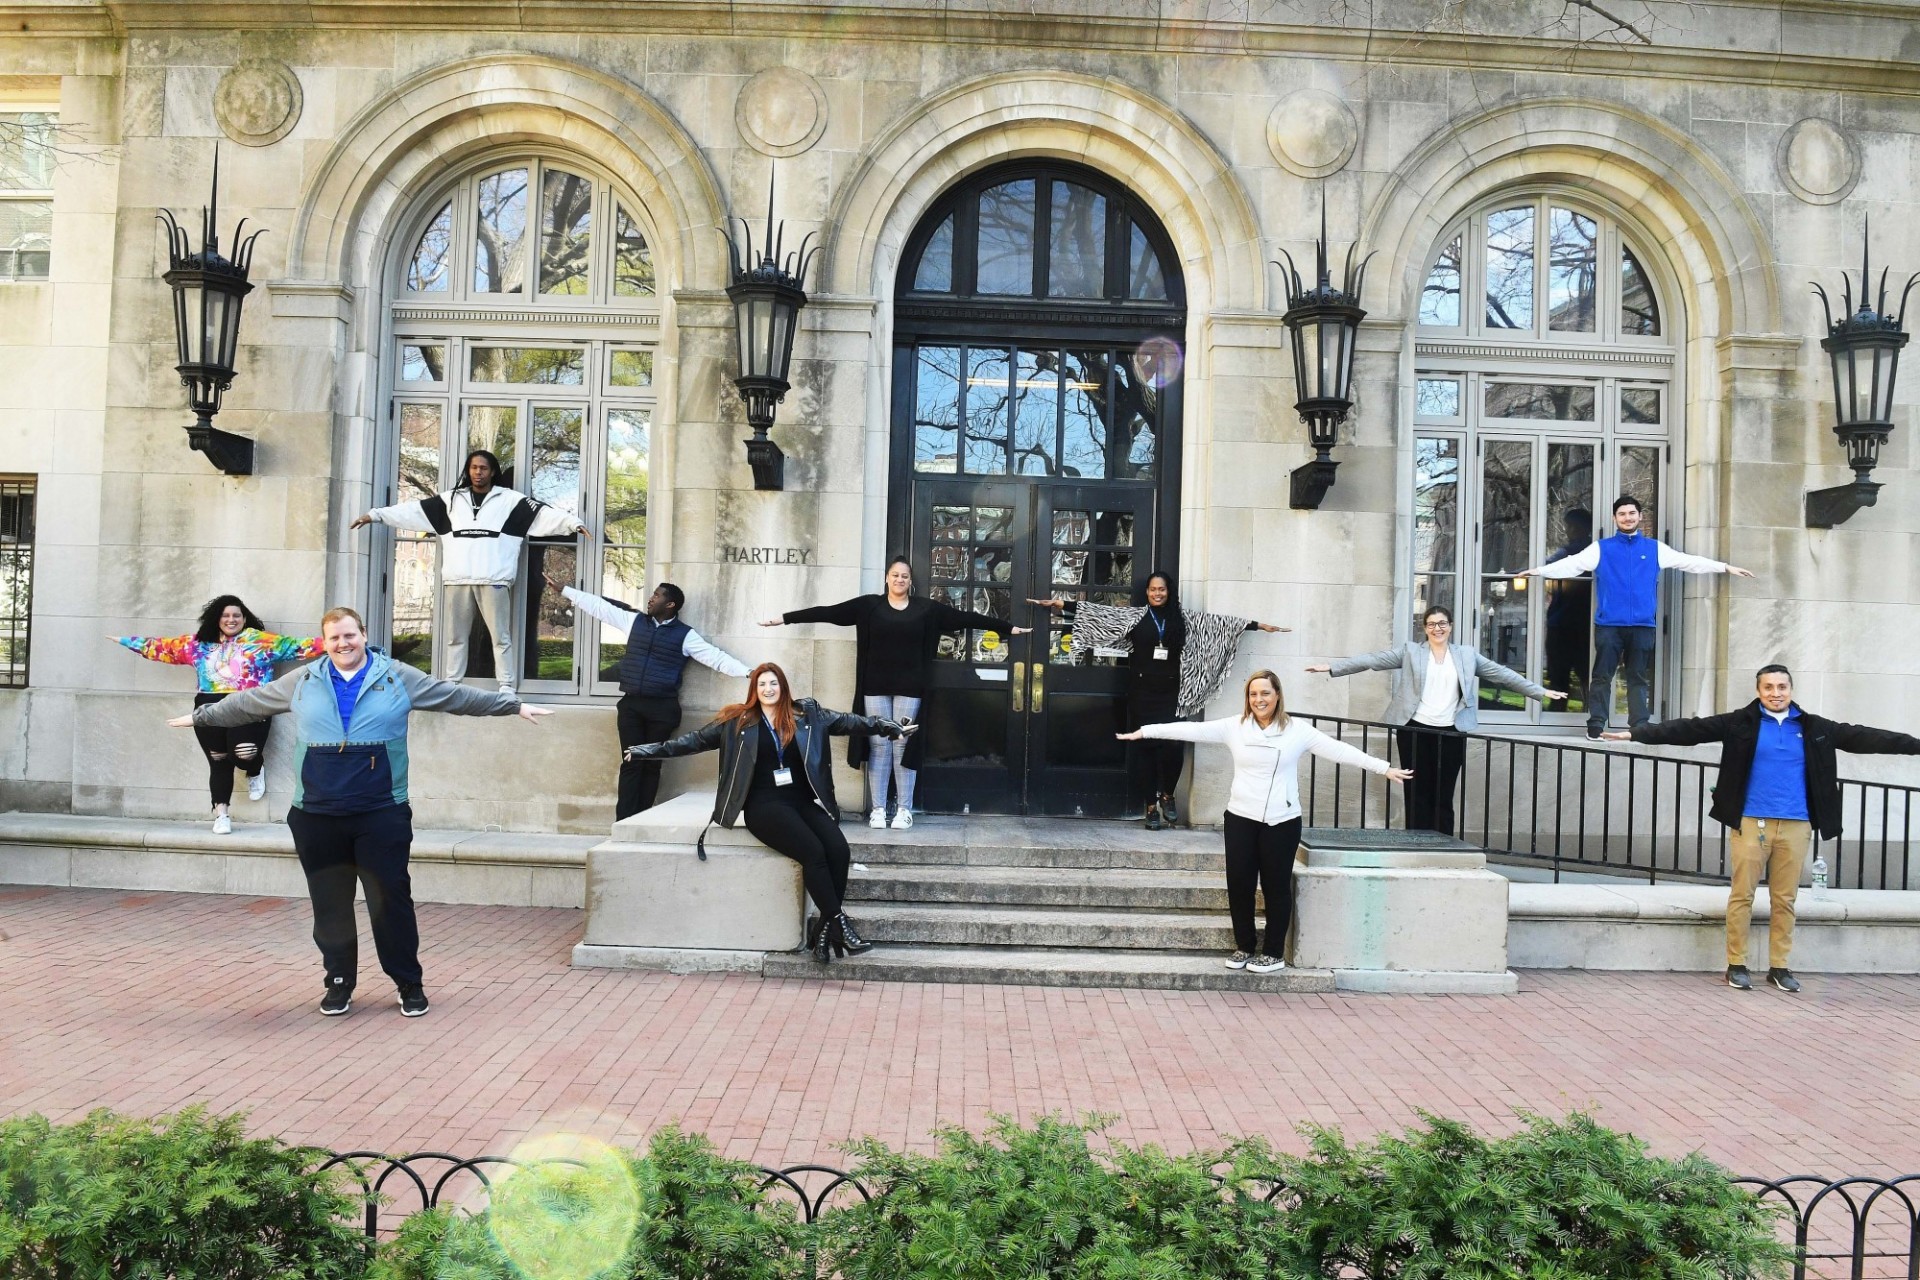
[
  {"x1": 179, "y1": 670, "x2": 300, "y2": 728},
  {"x1": 682, "y1": 626, "x2": 752, "y2": 679},
  {"x1": 116, "y1": 634, "x2": 201, "y2": 666},
  {"x1": 255, "y1": 632, "x2": 325, "y2": 663},
  {"x1": 768, "y1": 597, "x2": 870, "y2": 628},
  {"x1": 1118, "y1": 717, "x2": 1234, "y2": 745},
  {"x1": 394, "y1": 666, "x2": 537, "y2": 720},
  {"x1": 626, "y1": 719, "x2": 730, "y2": 760},
  {"x1": 1658, "y1": 543, "x2": 1754, "y2": 578},
  {"x1": 1317, "y1": 645, "x2": 1407, "y2": 678},
  {"x1": 1624, "y1": 710, "x2": 1747, "y2": 747},
  {"x1": 1472, "y1": 651, "x2": 1561, "y2": 703},
  {"x1": 560, "y1": 584, "x2": 643, "y2": 633},
  {"x1": 1520, "y1": 542, "x2": 1601, "y2": 578},
  {"x1": 1824, "y1": 720, "x2": 1920, "y2": 756},
  {"x1": 1304, "y1": 727, "x2": 1409, "y2": 780},
  {"x1": 355, "y1": 498, "x2": 438, "y2": 534},
  {"x1": 931, "y1": 601, "x2": 1028, "y2": 637}
]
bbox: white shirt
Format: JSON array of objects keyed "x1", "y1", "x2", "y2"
[
  {"x1": 1412, "y1": 649, "x2": 1461, "y2": 727},
  {"x1": 560, "y1": 587, "x2": 751, "y2": 678},
  {"x1": 1140, "y1": 714, "x2": 1391, "y2": 826}
]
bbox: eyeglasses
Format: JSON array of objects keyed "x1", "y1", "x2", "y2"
[{"x1": 1424, "y1": 620, "x2": 1451, "y2": 630}]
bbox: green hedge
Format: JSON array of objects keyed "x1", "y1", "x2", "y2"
[
  {"x1": 0, "y1": 1110, "x2": 1790, "y2": 1280},
  {"x1": 0, "y1": 1108, "x2": 366, "y2": 1280}
]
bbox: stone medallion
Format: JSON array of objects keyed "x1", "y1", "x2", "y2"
[
  {"x1": 1778, "y1": 117, "x2": 1859, "y2": 206},
  {"x1": 213, "y1": 59, "x2": 303, "y2": 147},
  {"x1": 1268, "y1": 89, "x2": 1358, "y2": 179},
  {"x1": 736, "y1": 67, "x2": 828, "y2": 158}
]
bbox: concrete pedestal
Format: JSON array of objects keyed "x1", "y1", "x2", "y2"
[
  {"x1": 1293, "y1": 828, "x2": 1517, "y2": 994},
  {"x1": 570, "y1": 791, "x2": 801, "y2": 972}
]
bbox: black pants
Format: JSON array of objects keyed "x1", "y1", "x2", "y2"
[
  {"x1": 1396, "y1": 722, "x2": 1467, "y2": 836},
  {"x1": 285, "y1": 803, "x2": 421, "y2": 989},
  {"x1": 1222, "y1": 812, "x2": 1302, "y2": 958},
  {"x1": 191, "y1": 692, "x2": 270, "y2": 807},
  {"x1": 616, "y1": 693, "x2": 682, "y2": 819},
  {"x1": 1128, "y1": 690, "x2": 1183, "y2": 802},
  {"x1": 742, "y1": 797, "x2": 851, "y2": 918}
]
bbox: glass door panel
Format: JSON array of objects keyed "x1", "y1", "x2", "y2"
[
  {"x1": 1540, "y1": 441, "x2": 1596, "y2": 718},
  {"x1": 1476, "y1": 438, "x2": 1533, "y2": 712}
]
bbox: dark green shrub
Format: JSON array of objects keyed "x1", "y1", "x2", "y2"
[
  {"x1": 368, "y1": 1124, "x2": 808, "y2": 1280},
  {"x1": 0, "y1": 1107, "x2": 365, "y2": 1280},
  {"x1": 815, "y1": 1113, "x2": 1296, "y2": 1280},
  {"x1": 1269, "y1": 1111, "x2": 1792, "y2": 1279}
]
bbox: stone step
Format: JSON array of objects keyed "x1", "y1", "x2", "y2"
[
  {"x1": 842, "y1": 814, "x2": 1221, "y2": 872},
  {"x1": 845, "y1": 863, "x2": 1239, "y2": 911},
  {"x1": 762, "y1": 944, "x2": 1332, "y2": 992},
  {"x1": 842, "y1": 902, "x2": 1238, "y2": 950}
]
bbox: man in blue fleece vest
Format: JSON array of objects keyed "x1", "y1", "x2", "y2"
[{"x1": 1522, "y1": 495, "x2": 1754, "y2": 739}]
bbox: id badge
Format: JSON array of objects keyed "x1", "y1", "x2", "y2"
[
  {"x1": 1153, "y1": 646, "x2": 1170, "y2": 661},
  {"x1": 772, "y1": 767, "x2": 794, "y2": 787}
]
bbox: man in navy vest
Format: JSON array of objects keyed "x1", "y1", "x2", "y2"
[
  {"x1": 1522, "y1": 495, "x2": 1754, "y2": 739},
  {"x1": 557, "y1": 578, "x2": 751, "y2": 817}
]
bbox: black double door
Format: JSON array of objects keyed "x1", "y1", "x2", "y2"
[{"x1": 907, "y1": 479, "x2": 1157, "y2": 817}]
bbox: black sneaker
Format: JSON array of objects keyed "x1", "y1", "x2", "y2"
[
  {"x1": 1768, "y1": 968, "x2": 1802, "y2": 993},
  {"x1": 397, "y1": 985, "x2": 429, "y2": 1017},
  {"x1": 1725, "y1": 965, "x2": 1752, "y2": 990},
  {"x1": 1585, "y1": 726, "x2": 1604, "y2": 742},
  {"x1": 1160, "y1": 795, "x2": 1179, "y2": 826},
  {"x1": 1143, "y1": 804, "x2": 1163, "y2": 832},
  {"x1": 319, "y1": 977, "x2": 353, "y2": 1016}
]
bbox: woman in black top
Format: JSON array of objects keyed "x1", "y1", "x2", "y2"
[
  {"x1": 1032, "y1": 571, "x2": 1288, "y2": 828},
  {"x1": 629, "y1": 662, "x2": 913, "y2": 963},
  {"x1": 762, "y1": 557, "x2": 1028, "y2": 830}
]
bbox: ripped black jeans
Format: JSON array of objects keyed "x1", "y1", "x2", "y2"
[{"x1": 192, "y1": 691, "x2": 270, "y2": 807}]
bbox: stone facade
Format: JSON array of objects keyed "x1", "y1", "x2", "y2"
[{"x1": 2, "y1": 1, "x2": 1918, "y2": 831}]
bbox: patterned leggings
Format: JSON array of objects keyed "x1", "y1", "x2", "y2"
[{"x1": 862, "y1": 695, "x2": 921, "y2": 814}]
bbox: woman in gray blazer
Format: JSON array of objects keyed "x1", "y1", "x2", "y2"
[{"x1": 1306, "y1": 605, "x2": 1566, "y2": 835}]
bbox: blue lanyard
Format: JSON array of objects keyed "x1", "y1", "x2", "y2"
[
  {"x1": 1147, "y1": 609, "x2": 1167, "y2": 642},
  {"x1": 762, "y1": 713, "x2": 787, "y2": 768}
]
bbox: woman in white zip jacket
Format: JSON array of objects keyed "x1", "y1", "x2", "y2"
[
  {"x1": 351, "y1": 449, "x2": 587, "y2": 691},
  {"x1": 1118, "y1": 670, "x2": 1410, "y2": 974}
]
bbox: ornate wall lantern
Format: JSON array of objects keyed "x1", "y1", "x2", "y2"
[
  {"x1": 156, "y1": 152, "x2": 265, "y2": 477},
  {"x1": 720, "y1": 183, "x2": 817, "y2": 491},
  {"x1": 1275, "y1": 199, "x2": 1371, "y2": 510},
  {"x1": 1808, "y1": 227, "x2": 1916, "y2": 528}
]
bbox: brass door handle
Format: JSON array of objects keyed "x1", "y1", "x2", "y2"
[
  {"x1": 1012, "y1": 660, "x2": 1026, "y2": 712},
  {"x1": 1030, "y1": 661, "x2": 1044, "y2": 711}
]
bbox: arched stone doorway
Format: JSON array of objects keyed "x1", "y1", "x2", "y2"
[{"x1": 887, "y1": 159, "x2": 1187, "y2": 817}]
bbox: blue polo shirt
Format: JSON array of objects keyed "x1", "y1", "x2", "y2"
[
  {"x1": 328, "y1": 661, "x2": 369, "y2": 737},
  {"x1": 1744, "y1": 706, "x2": 1810, "y2": 820}
]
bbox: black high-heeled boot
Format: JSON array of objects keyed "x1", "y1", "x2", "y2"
[
  {"x1": 806, "y1": 914, "x2": 824, "y2": 951},
  {"x1": 810, "y1": 914, "x2": 832, "y2": 963},
  {"x1": 831, "y1": 912, "x2": 874, "y2": 957}
]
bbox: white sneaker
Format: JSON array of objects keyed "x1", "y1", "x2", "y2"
[
  {"x1": 869, "y1": 808, "x2": 887, "y2": 829},
  {"x1": 1224, "y1": 950, "x2": 1251, "y2": 970},
  {"x1": 498, "y1": 683, "x2": 515, "y2": 696},
  {"x1": 890, "y1": 809, "x2": 913, "y2": 830},
  {"x1": 211, "y1": 813, "x2": 232, "y2": 835},
  {"x1": 247, "y1": 773, "x2": 265, "y2": 802},
  {"x1": 1247, "y1": 955, "x2": 1287, "y2": 974}
]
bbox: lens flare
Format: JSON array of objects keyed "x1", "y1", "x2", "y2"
[
  {"x1": 486, "y1": 1134, "x2": 641, "y2": 1280},
  {"x1": 1132, "y1": 336, "x2": 1184, "y2": 390}
]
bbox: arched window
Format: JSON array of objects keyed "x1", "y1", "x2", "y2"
[
  {"x1": 380, "y1": 156, "x2": 660, "y2": 698},
  {"x1": 1411, "y1": 194, "x2": 1677, "y2": 726}
]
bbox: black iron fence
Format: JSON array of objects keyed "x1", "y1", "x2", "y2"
[
  {"x1": 318, "y1": 1150, "x2": 1917, "y2": 1278},
  {"x1": 1297, "y1": 714, "x2": 1919, "y2": 889}
]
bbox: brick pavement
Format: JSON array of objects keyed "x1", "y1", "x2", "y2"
[{"x1": 3, "y1": 884, "x2": 1917, "y2": 1178}]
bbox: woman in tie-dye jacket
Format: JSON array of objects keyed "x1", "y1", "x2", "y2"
[{"x1": 115, "y1": 595, "x2": 322, "y2": 832}]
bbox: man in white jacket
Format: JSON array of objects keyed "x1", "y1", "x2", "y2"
[{"x1": 352, "y1": 449, "x2": 588, "y2": 691}]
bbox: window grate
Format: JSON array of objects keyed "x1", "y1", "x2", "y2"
[{"x1": 0, "y1": 476, "x2": 36, "y2": 687}]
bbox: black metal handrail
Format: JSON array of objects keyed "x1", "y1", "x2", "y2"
[
  {"x1": 317, "y1": 1150, "x2": 1919, "y2": 1275},
  {"x1": 1295, "y1": 713, "x2": 1918, "y2": 888}
]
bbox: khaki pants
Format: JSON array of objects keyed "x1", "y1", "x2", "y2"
[
  {"x1": 443, "y1": 582, "x2": 516, "y2": 687},
  {"x1": 1726, "y1": 816, "x2": 1812, "y2": 968}
]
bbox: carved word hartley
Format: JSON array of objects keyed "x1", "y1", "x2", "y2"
[{"x1": 720, "y1": 545, "x2": 814, "y2": 565}]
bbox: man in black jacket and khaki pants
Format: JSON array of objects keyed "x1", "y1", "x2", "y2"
[{"x1": 1605, "y1": 664, "x2": 1920, "y2": 992}]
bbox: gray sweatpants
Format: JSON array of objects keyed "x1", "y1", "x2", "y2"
[{"x1": 443, "y1": 582, "x2": 516, "y2": 687}]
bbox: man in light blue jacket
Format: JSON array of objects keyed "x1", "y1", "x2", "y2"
[
  {"x1": 172, "y1": 606, "x2": 550, "y2": 1018},
  {"x1": 1308, "y1": 605, "x2": 1565, "y2": 834}
]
